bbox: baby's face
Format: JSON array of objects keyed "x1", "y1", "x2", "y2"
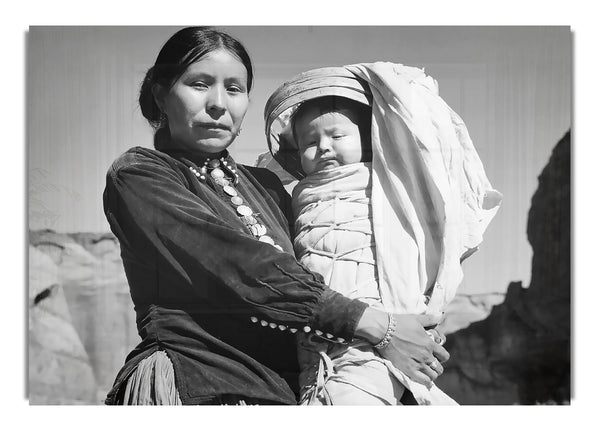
[{"x1": 295, "y1": 107, "x2": 363, "y2": 175}]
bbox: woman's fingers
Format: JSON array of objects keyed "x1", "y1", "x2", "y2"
[
  {"x1": 432, "y1": 342, "x2": 450, "y2": 363},
  {"x1": 438, "y1": 331, "x2": 447, "y2": 345},
  {"x1": 425, "y1": 357, "x2": 444, "y2": 376},
  {"x1": 410, "y1": 370, "x2": 434, "y2": 388},
  {"x1": 410, "y1": 358, "x2": 444, "y2": 388},
  {"x1": 377, "y1": 313, "x2": 451, "y2": 384},
  {"x1": 414, "y1": 313, "x2": 444, "y2": 329},
  {"x1": 426, "y1": 328, "x2": 446, "y2": 345},
  {"x1": 416, "y1": 356, "x2": 442, "y2": 381},
  {"x1": 405, "y1": 356, "x2": 445, "y2": 388}
]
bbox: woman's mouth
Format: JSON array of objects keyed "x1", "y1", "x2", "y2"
[{"x1": 197, "y1": 122, "x2": 230, "y2": 132}]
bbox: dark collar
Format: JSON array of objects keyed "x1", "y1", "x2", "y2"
[{"x1": 161, "y1": 148, "x2": 238, "y2": 171}]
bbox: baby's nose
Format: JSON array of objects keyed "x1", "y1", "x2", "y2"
[{"x1": 317, "y1": 137, "x2": 333, "y2": 152}]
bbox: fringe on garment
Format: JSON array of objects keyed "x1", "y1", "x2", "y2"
[
  {"x1": 119, "y1": 350, "x2": 254, "y2": 405},
  {"x1": 121, "y1": 350, "x2": 183, "y2": 405}
]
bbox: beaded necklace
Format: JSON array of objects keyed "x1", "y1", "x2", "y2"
[{"x1": 184, "y1": 156, "x2": 283, "y2": 252}]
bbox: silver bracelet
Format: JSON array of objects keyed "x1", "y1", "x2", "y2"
[{"x1": 374, "y1": 313, "x2": 396, "y2": 350}]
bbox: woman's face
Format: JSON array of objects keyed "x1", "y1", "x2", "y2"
[{"x1": 155, "y1": 49, "x2": 250, "y2": 155}]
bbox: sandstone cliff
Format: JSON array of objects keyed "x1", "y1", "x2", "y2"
[
  {"x1": 28, "y1": 231, "x2": 139, "y2": 404},
  {"x1": 435, "y1": 131, "x2": 571, "y2": 404}
]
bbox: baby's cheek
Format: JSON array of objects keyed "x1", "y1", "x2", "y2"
[
  {"x1": 299, "y1": 150, "x2": 315, "y2": 174},
  {"x1": 300, "y1": 148, "x2": 315, "y2": 160}
]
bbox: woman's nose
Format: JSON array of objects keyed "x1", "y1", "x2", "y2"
[{"x1": 206, "y1": 87, "x2": 226, "y2": 115}]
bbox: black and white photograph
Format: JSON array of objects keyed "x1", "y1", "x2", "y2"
[
  {"x1": 26, "y1": 24, "x2": 571, "y2": 406},
  {"x1": 7, "y1": 2, "x2": 596, "y2": 427}
]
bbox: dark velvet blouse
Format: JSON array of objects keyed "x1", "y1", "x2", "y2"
[{"x1": 102, "y1": 146, "x2": 368, "y2": 405}]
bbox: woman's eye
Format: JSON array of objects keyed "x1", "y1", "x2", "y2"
[
  {"x1": 332, "y1": 135, "x2": 344, "y2": 139},
  {"x1": 191, "y1": 82, "x2": 209, "y2": 89},
  {"x1": 227, "y1": 86, "x2": 244, "y2": 93}
]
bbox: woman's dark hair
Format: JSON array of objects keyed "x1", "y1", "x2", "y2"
[
  {"x1": 291, "y1": 96, "x2": 372, "y2": 162},
  {"x1": 139, "y1": 27, "x2": 254, "y2": 148}
]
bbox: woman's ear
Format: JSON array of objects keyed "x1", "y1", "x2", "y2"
[{"x1": 151, "y1": 83, "x2": 166, "y2": 113}]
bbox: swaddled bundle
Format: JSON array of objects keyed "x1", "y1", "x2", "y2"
[
  {"x1": 292, "y1": 163, "x2": 379, "y2": 305},
  {"x1": 292, "y1": 162, "x2": 457, "y2": 405}
]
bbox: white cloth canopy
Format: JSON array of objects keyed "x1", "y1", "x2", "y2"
[{"x1": 345, "y1": 62, "x2": 502, "y2": 314}]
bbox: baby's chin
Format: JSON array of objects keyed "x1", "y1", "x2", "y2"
[
  {"x1": 317, "y1": 159, "x2": 341, "y2": 170},
  {"x1": 304, "y1": 158, "x2": 365, "y2": 175}
]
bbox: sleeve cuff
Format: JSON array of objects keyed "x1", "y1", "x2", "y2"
[{"x1": 307, "y1": 289, "x2": 369, "y2": 342}]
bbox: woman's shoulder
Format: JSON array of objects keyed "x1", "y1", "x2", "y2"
[
  {"x1": 108, "y1": 146, "x2": 179, "y2": 175},
  {"x1": 241, "y1": 164, "x2": 284, "y2": 188}
]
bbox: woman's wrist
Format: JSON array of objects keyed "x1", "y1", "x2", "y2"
[
  {"x1": 310, "y1": 289, "x2": 370, "y2": 342},
  {"x1": 354, "y1": 307, "x2": 389, "y2": 345},
  {"x1": 373, "y1": 313, "x2": 396, "y2": 349}
]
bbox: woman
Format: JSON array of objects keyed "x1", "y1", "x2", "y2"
[{"x1": 103, "y1": 26, "x2": 448, "y2": 405}]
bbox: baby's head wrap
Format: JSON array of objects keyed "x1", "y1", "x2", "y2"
[{"x1": 264, "y1": 67, "x2": 372, "y2": 179}]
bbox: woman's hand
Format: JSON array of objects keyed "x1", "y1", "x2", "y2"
[
  {"x1": 426, "y1": 327, "x2": 446, "y2": 345},
  {"x1": 355, "y1": 308, "x2": 449, "y2": 387}
]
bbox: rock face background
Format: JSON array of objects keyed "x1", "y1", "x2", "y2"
[
  {"x1": 435, "y1": 131, "x2": 571, "y2": 404},
  {"x1": 27, "y1": 131, "x2": 571, "y2": 405},
  {"x1": 28, "y1": 231, "x2": 139, "y2": 404}
]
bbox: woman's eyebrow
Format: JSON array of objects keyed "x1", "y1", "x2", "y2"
[
  {"x1": 224, "y1": 75, "x2": 248, "y2": 85},
  {"x1": 183, "y1": 71, "x2": 214, "y2": 81}
]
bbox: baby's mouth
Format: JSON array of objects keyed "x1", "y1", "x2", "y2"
[{"x1": 317, "y1": 158, "x2": 339, "y2": 167}]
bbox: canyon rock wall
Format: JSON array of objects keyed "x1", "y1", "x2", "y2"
[{"x1": 435, "y1": 131, "x2": 571, "y2": 404}]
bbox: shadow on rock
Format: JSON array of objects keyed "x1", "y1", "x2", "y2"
[{"x1": 436, "y1": 130, "x2": 571, "y2": 405}]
